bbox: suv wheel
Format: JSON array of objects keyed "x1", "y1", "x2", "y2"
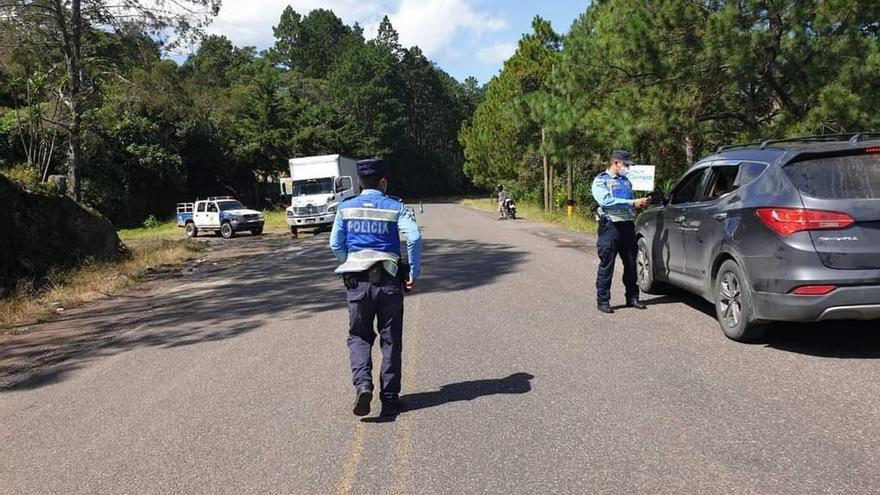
[
  {"x1": 220, "y1": 222, "x2": 235, "y2": 239},
  {"x1": 185, "y1": 222, "x2": 198, "y2": 238},
  {"x1": 290, "y1": 226, "x2": 298, "y2": 239},
  {"x1": 714, "y1": 260, "x2": 765, "y2": 342},
  {"x1": 251, "y1": 226, "x2": 263, "y2": 236},
  {"x1": 636, "y1": 237, "x2": 663, "y2": 294}
]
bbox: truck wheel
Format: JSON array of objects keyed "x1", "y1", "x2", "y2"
[
  {"x1": 290, "y1": 226, "x2": 298, "y2": 239},
  {"x1": 714, "y1": 260, "x2": 765, "y2": 342},
  {"x1": 251, "y1": 226, "x2": 263, "y2": 236},
  {"x1": 220, "y1": 222, "x2": 235, "y2": 239},
  {"x1": 185, "y1": 222, "x2": 198, "y2": 238}
]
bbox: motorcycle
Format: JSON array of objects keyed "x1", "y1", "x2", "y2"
[{"x1": 501, "y1": 197, "x2": 517, "y2": 220}]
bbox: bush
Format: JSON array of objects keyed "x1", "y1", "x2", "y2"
[{"x1": 142, "y1": 215, "x2": 163, "y2": 229}]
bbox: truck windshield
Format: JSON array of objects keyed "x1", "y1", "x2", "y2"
[
  {"x1": 293, "y1": 178, "x2": 333, "y2": 196},
  {"x1": 217, "y1": 200, "x2": 246, "y2": 210}
]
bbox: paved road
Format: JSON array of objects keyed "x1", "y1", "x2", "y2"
[{"x1": 2, "y1": 203, "x2": 879, "y2": 494}]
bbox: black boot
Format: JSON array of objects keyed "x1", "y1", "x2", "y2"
[
  {"x1": 626, "y1": 298, "x2": 647, "y2": 310},
  {"x1": 352, "y1": 386, "x2": 373, "y2": 416},
  {"x1": 597, "y1": 303, "x2": 614, "y2": 314}
]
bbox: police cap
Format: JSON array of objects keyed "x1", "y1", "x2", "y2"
[
  {"x1": 356, "y1": 159, "x2": 387, "y2": 178},
  {"x1": 611, "y1": 149, "x2": 633, "y2": 164}
]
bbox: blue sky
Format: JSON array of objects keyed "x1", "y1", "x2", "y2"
[{"x1": 193, "y1": 0, "x2": 589, "y2": 84}]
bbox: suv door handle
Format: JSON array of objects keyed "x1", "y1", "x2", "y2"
[{"x1": 713, "y1": 213, "x2": 728, "y2": 221}]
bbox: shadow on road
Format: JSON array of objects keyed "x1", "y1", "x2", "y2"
[
  {"x1": 362, "y1": 372, "x2": 534, "y2": 423},
  {"x1": 642, "y1": 289, "x2": 880, "y2": 359},
  {"x1": 763, "y1": 321, "x2": 880, "y2": 359},
  {"x1": 1, "y1": 235, "x2": 526, "y2": 392}
]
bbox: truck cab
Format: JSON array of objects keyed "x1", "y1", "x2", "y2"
[
  {"x1": 282, "y1": 155, "x2": 359, "y2": 238},
  {"x1": 177, "y1": 197, "x2": 264, "y2": 239}
]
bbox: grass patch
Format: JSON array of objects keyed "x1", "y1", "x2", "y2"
[
  {"x1": 263, "y1": 210, "x2": 289, "y2": 230},
  {"x1": 119, "y1": 220, "x2": 180, "y2": 241},
  {"x1": 462, "y1": 198, "x2": 599, "y2": 234},
  {"x1": 0, "y1": 237, "x2": 206, "y2": 330}
]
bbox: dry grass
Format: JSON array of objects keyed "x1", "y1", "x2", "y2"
[
  {"x1": 461, "y1": 198, "x2": 599, "y2": 234},
  {"x1": 0, "y1": 235, "x2": 205, "y2": 331}
]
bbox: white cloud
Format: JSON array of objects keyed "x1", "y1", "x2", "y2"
[
  {"x1": 204, "y1": 0, "x2": 385, "y2": 48},
  {"x1": 382, "y1": 0, "x2": 508, "y2": 57},
  {"x1": 199, "y1": 0, "x2": 508, "y2": 59},
  {"x1": 477, "y1": 41, "x2": 516, "y2": 64}
]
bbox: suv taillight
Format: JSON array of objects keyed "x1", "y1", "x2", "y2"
[{"x1": 755, "y1": 208, "x2": 854, "y2": 237}]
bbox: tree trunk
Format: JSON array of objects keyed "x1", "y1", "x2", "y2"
[
  {"x1": 65, "y1": 0, "x2": 82, "y2": 201},
  {"x1": 542, "y1": 127, "x2": 549, "y2": 212},
  {"x1": 684, "y1": 134, "x2": 694, "y2": 166}
]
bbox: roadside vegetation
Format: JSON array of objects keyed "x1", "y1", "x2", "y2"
[
  {"x1": 460, "y1": 1, "x2": 880, "y2": 213},
  {"x1": 1, "y1": 236, "x2": 204, "y2": 330},
  {"x1": 462, "y1": 198, "x2": 598, "y2": 234},
  {"x1": 0, "y1": 209, "x2": 295, "y2": 330}
]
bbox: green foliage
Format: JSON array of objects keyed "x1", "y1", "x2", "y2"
[
  {"x1": 1, "y1": 7, "x2": 476, "y2": 226},
  {"x1": 461, "y1": 0, "x2": 880, "y2": 204},
  {"x1": 142, "y1": 215, "x2": 162, "y2": 229}
]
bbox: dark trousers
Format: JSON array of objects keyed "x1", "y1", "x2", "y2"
[
  {"x1": 596, "y1": 220, "x2": 639, "y2": 304},
  {"x1": 346, "y1": 278, "x2": 404, "y2": 399}
]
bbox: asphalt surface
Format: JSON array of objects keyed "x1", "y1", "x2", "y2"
[{"x1": 2, "y1": 202, "x2": 880, "y2": 494}]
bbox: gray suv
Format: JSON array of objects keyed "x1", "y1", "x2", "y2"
[{"x1": 636, "y1": 134, "x2": 880, "y2": 341}]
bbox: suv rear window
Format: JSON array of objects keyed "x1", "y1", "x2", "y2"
[{"x1": 785, "y1": 153, "x2": 880, "y2": 199}]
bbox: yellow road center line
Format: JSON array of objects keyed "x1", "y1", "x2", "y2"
[
  {"x1": 336, "y1": 422, "x2": 367, "y2": 495},
  {"x1": 393, "y1": 293, "x2": 421, "y2": 494}
]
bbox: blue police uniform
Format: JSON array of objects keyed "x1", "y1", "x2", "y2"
[
  {"x1": 591, "y1": 158, "x2": 640, "y2": 308},
  {"x1": 329, "y1": 160, "x2": 421, "y2": 414}
]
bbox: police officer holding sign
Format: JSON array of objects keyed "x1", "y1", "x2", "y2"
[
  {"x1": 591, "y1": 150, "x2": 651, "y2": 314},
  {"x1": 330, "y1": 159, "x2": 422, "y2": 417}
]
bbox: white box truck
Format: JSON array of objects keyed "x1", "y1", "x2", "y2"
[{"x1": 282, "y1": 155, "x2": 359, "y2": 238}]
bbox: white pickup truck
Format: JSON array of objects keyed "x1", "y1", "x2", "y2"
[{"x1": 176, "y1": 197, "x2": 264, "y2": 239}]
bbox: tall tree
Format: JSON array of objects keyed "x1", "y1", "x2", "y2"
[{"x1": 1, "y1": 0, "x2": 220, "y2": 200}]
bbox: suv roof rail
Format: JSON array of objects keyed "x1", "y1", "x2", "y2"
[{"x1": 716, "y1": 133, "x2": 880, "y2": 153}]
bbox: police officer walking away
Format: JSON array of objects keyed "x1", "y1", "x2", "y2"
[
  {"x1": 330, "y1": 159, "x2": 422, "y2": 417},
  {"x1": 591, "y1": 150, "x2": 651, "y2": 314}
]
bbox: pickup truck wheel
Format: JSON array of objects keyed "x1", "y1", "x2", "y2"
[
  {"x1": 714, "y1": 260, "x2": 765, "y2": 342},
  {"x1": 220, "y1": 222, "x2": 235, "y2": 239},
  {"x1": 290, "y1": 226, "x2": 298, "y2": 239},
  {"x1": 251, "y1": 226, "x2": 263, "y2": 236},
  {"x1": 185, "y1": 222, "x2": 198, "y2": 238}
]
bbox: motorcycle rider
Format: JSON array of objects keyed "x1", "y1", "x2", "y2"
[{"x1": 497, "y1": 185, "x2": 508, "y2": 220}]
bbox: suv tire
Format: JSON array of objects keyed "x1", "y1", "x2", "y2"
[
  {"x1": 636, "y1": 237, "x2": 664, "y2": 294},
  {"x1": 220, "y1": 222, "x2": 235, "y2": 239},
  {"x1": 251, "y1": 226, "x2": 263, "y2": 236},
  {"x1": 290, "y1": 226, "x2": 298, "y2": 239},
  {"x1": 714, "y1": 260, "x2": 765, "y2": 342},
  {"x1": 185, "y1": 222, "x2": 198, "y2": 238}
]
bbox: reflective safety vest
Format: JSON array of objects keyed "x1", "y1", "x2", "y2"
[{"x1": 334, "y1": 193, "x2": 402, "y2": 275}]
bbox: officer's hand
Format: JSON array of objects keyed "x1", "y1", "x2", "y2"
[
  {"x1": 635, "y1": 198, "x2": 650, "y2": 209},
  {"x1": 404, "y1": 275, "x2": 415, "y2": 292}
]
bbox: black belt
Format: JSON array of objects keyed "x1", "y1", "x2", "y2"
[{"x1": 342, "y1": 262, "x2": 410, "y2": 289}]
